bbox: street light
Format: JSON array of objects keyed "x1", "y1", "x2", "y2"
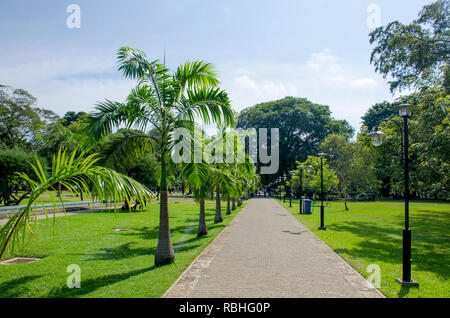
[
  {"x1": 288, "y1": 171, "x2": 294, "y2": 207},
  {"x1": 369, "y1": 100, "x2": 418, "y2": 287},
  {"x1": 298, "y1": 165, "x2": 304, "y2": 214},
  {"x1": 368, "y1": 130, "x2": 386, "y2": 147},
  {"x1": 318, "y1": 152, "x2": 326, "y2": 231}
]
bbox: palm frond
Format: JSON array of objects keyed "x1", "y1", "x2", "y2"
[
  {"x1": 0, "y1": 148, "x2": 156, "y2": 259},
  {"x1": 175, "y1": 88, "x2": 236, "y2": 127}
]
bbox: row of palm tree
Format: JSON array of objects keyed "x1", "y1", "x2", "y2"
[{"x1": 181, "y1": 130, "x2": 258, "y2": 237}]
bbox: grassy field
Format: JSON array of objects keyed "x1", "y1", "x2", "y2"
[
  {"x1": 278, "y1": 199, "x2": 449, "y2": 298},
  {"x1": 0, "y1": 198, "x2": 246, "y2": 298}
]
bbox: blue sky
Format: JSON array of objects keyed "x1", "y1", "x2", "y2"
[{"x1": 0, "y1": 0, "x2": 433, "y2": 132}]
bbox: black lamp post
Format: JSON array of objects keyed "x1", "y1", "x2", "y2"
[
  {"x1": 368, "y1": 100, "x2": 418, "y2": 287},
  {"x1": 318, "y1": 153, "x2": 327, "y2": 230},
  {"x1": 288, "y1": 171, "x2": 293, "y2": 207},
  {"x1": 298, "y1": 165, "x2": 303, "y2": 214}
]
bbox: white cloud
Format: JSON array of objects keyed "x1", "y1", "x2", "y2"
[
  {"x1": 221, "y1": 6, "x2": 232, "y2": 15},
  {"x1": 219, "y1": 49, "x2": 390, "y2": 133},
  {"x1": 350, "y1": 78, "x2": 378, "y2": 88},
  {"x1": 226, "y1": 76, "x2": 298, "y2": 110},
  {"x1": 34, "y1": 78, "x2": 134, "y2": 114}
]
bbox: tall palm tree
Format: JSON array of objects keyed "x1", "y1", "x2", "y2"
[
  {"x1": 0, "y1": 148, "x2": 155, "y2": 259},
  {"x1": 87, "y1": 47, "x2": 235, "y2": 265}
]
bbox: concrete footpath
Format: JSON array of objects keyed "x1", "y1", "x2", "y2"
[{"x1": 163, "y1": 198, "x2": 384, "y2": 298}]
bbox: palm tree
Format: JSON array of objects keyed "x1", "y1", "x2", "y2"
[
  {"x1": 211, "y1": 168, "x2": 236, "y2": 223},
  {"x1": 0, "y1": 148, "x2": 155, "y2": 259},
  {"x1": 87, "y1": 47, "x2": 235, "y2": 265},
  {"x1": 183, "y1": 161, "x2": 212, "y2": 237}
]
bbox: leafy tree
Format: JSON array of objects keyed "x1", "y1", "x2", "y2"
[
  {"x1": 237, "y1": 97, "x2": 353, "y2": 186},
  {"x1": 290, "y1": 156, "x2": 339, "y2": 200},
  {"x1": 409, "y1": 88, "x2": 449, "y2": 199},
  {"x1": 321, "y1": 134, "x2": 378, "y2": 209},
  {"x1": 0, "y1": 147, "x2": 46, "y2": 206},
  {"x1": 359, "y1": 88, "x2": 449, "y2": 200},
  {"x1": 369, "y1": 0, "x2": 450, "y2": 93},
  {"x1": 62, "y1": 111, "x2": 87, "y2": 127},
  {"x1": 87, "y1": 47, "x2": 235, "y2": 265},
  {"x1": 362, "y1": 101, "x2": 399, "y2": 131},
  {"x1": 0, "y1": 85, "x2": 58, "y2": 149},
  {"x1": 128, "y1": 156, "x2": 160, "y2": 190}
]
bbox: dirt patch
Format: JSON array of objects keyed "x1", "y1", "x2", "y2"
[
  {"x1": 0, "y1": 257, "x2": 41, "y2": 265},
  {"x1": 112, "y1": 228, "x2": 136, "y2": 232}
]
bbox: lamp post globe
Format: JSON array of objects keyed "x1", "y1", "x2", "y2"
[
  {"x1": 395, "y1": 100, "x2": 417, "y2": 118},
  {"x1": 368, "y1": 130, "x2": 386, "y2": 147}
]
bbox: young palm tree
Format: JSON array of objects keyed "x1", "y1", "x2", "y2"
[
  {"x1": 87, "y1": 47, "x2": 235, "y2": 265},
  {"x1": 0, "y1": 148, "x2": 155, "y2": 259},
  {"x1": 211, "y1": 168, "x2": 236, "y2": 223},
  {"x1": 182, "y1": 161, "x2": 211, "y2": 237}
]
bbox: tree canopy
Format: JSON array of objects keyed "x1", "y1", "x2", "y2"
[
  {"x1": 237, "y1": 96, "x2": 353, "y2": 185},
  {"x1": 369, "y1": 0, "x2": 450, "y2": 93}
]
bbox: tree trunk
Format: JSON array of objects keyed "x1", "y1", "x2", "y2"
[
  {"x1": 344, "y1": 198, "x2": 349, "y2": 211},
  {"x1": 214, "y1": 187, "x2": 223, "y2": 223},
  {"x1": 197, "y1": 199, "x2": 208, "y2": 237},
  {"x1": 232, "y1": 198, "x2": 236, "y2": 210},
  {"x1": 226, "y1": 196, "x2": 231, "y2": 215},
  {"x1": 155, "y1": 158, "x2": 175, "y2": 265}
]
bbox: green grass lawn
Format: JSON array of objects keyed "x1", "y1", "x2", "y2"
[
  {"x1": 278, "y1": 199, "x2": 449, "y2": 298},
  {"x1": 0, "y1": 198, "x2": 246, "y2": 298}
]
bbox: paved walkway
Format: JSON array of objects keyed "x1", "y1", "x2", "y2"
[{"x1": 163, "y1": 198, "x2": 384, "y2": 298}]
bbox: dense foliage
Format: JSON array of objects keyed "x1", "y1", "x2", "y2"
[
  {"x1": 237, "y1": 96, "x2": 353, "y2": 186},
  {"x1": 369, "y1": 0, "x2": 449, "y2": 93}
]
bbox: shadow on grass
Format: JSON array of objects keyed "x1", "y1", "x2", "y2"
[
  {"x1": 46, "y1": 266, "x2": 158, "y2": 297},
  {"x1": 330, "y1": 217, "x2": 449, "y2": 280},
  {"x1": 0, "y1": 275, "x2": 43, "y2": 298},
  {"x1": 397, "y1": 284, "x2": 420, "y2": 298}
]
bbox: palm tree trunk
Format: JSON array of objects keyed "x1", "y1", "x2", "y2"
[
  {"x1": 214, "y1": 187, "x2": 223, "y2": 223},
  {"x1": 197, "y1": 199, "x2": 208, "y2": 237},
  {"x1": 232, "y1": 198, "x2": 236, "y2": 210},
  {"x1": 226, "y1": 196, "x2": 231, "y2": 215},
  {"x1": 155, "y1": 158, "x2": 175, "y2": 265}
]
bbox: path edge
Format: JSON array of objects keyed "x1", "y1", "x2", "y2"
[
  {"x1": 161, "y1": 202, "x2": 249, "y2": 298},
  {"x1": 274, "y1": 200, "x2": 386, "y2": 298}
]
